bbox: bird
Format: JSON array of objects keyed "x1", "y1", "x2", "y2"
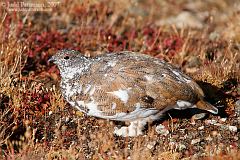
[{"x1": 49, "y1": 49, "x2": 218, "y2": 137}]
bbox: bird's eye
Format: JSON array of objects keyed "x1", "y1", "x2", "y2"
[{"x1": 64, "y1": 56, "x2": 70, "y2": 60}]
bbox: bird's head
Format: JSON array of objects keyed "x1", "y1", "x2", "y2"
[
  {"x1": 49, "y1": 49, "x2": 90, "y2": 79},
  {"x1": 49, "y1": 49, "x2": 84, "y2": 67}
]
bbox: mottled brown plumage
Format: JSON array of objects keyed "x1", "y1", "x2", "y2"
[{"x1": 50, "y1": 50, "x2": 218, "y2": 137}]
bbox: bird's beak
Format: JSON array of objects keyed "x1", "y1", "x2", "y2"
[{"x1": 48, "y1": 56, "x2": 55, "y2": 63}]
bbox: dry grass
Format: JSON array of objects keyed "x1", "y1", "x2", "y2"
[{"x1": 0, "y1": 0, "x2": 239, "y2": 159}]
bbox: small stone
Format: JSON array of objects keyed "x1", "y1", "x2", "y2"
[
  {"x1": 220, "y1": 118, "x2": 227, "y2": 122},
  {"x1": 155, "y1": 124, "x2": 169, "y2": 136},
  {"x1": 179, "y1": 135, "x2": 187, "y2": 140},
  {"x1": 228, "y1": 125, "x2": 238, "y2": 132},
  {"x1": 192, "y1": 113, "x2": 207, "y2": 120},
  {"x1": 146, "y1": 141, "x2": 156, "y2": 150},
  {"x1": 206, "y1": 136, "x2": 213, "y2": 141},
  {"x1": 147, "y1": 144, "x2": 153, "y2": 150},
  {"x1": 198, "y1": 126, "x2": 204, "y2": 130},
  {"x1": 178, "y1": 143, "x2": 187, "y2": 151},
  {"x1": 169, "y1": 141, "x2": 176, "y2": 150},
  {"x1": 48, "y1": 111, "x2": 53, "y2": 115},
  {"x1": 235, "y1": 100, "x2": 240, "y2": 116},
  {"x1": 191, "y1": 138, "x2": 201, "y2": 145},
  {"x1": 214, "y1": 123, "x2": 222, "y2": 126},
  {"x1": 190, "y1": 118, "x2": 196, "y2": 125},
  {"x1": 179, "y1": 129, "x2": 186, "y2": 133},
  {"x1": 172, "y1": 134, "x2": 179, "y2": 139},
  {"x1": 65, "y1": 116, "x2": 70, "y2": 122},
  {"x1": 209, "y1": 31, "x2": 220, "y2": 41},
  {"x1": 205, "y1": 119, "x2": 217, "y2": 125},
  {"x1": 211, "y1": 131, "x2": 218, "y2": 136},
  {"x1": 61, "y1": 125, "x2": 67, "y2": 132},
  {"x1": 234, "y1": 136, "x2": 238, "y2": 141}
]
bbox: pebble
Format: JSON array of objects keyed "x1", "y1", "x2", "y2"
[
  {"x1": 155, "y1": 124, "x2": 169, "y2": 136},
  {"x1": 198, "y1": 126, "x2": 204, "y2": 130},
  {"x1": 61, "y1": 116, "x2": 70, "y2": 122},
  {"x1": 219, "y1": 124, "x2": 237, "y2": 132},
  {"x1": 61, "y1": 125, "x2": 67, "y2": 132},
  {"x1": 179, "y1": 134, "x2": 188, "y2": 140},
  {"x1": 191, "y1": 138, "x2": 201, "y2": 145},
  {"x1": 220, "y1": 118, "x2": 227, "y2": 122},
  {"x1": 228, "y1": 125, "x2": 238, "y2": 132},
  {"x1": 146, "y1": 141, "x2": 156, "y2": 150},
  {"x1": 179, "y1": 129, "x2": 186, "y2": 134},
  {"x1": 192, "y1": 113, "x2": 207, "y2": 120},
  {"x1": 235, "y1": 100, "x2": 240, "y2": 116},
  {"x1": 178, "y1": 143, "x2": 187, "y2": 151},
  {"x1": 205, "y1": 119, "x2": 222, "y2": 126},
  {"x1": 204, "y1": 118, "x2": 238, "y2": 133},
  {"x1": 214, "y1": 123, "x2": 222, "y2": 126},
  {"x1": 205, "y1": 119, "x2": 217, "y2": 125},
  {"x1": 48, "y1": 111, "x2": 53, "y2": 115},
  {"x1": 206, "y1": 136, "x2": 213, "y2": 141},
  {"x1": 234, "y1": 136, "x2": 238, "y2": 141},
  {"x1": 209, "y1": 31, "x2": 220, "y2": 41},
  {"x1": 169, "y1": 141, "x2": 177, "y2": 150},
  {"x1": 211, "y1": 131, "x2": 218, "y2": 136}
]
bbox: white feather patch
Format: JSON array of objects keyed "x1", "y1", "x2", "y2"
[
  {"x1": 107, "y1": 61, "x2": 117, "y2": 67},
  {"x1": 76, "y1": 100, "x2": 85, "y2": 106},
  {"x1": 172, "y1": 70, "x2": 191, "y2": 83},
  {"x1": 89, "y1": 86, "x2": 96, "y2": 96},
  {"x1": 144, "y1": 75, "x2": 154, "y2": 81},
  {"x1": 61, "y1": 67, "x2": 84, "y2": 79},
  {"x1": 104, "y1": 103, "x2": 159, "y2": 121},
  {"x1": 112, "y1": 102, "x2": 117, "y2": 110},
  {"x1": 107, "y1": 89, "x2": 130, "y2": 103},
  {"x1": 176, "y1": 100, "x2": 193, "y2": 109},
  {"x1": 86, "y1": 101, "x2": 99, "y2": 116},
  {"x1": 84, "y1": 85, "x2": 92, "y2": 94}
]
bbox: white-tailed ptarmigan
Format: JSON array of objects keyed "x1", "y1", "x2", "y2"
[{"x1": 49, "y1": 50, "x2": 218, "y2": 137}]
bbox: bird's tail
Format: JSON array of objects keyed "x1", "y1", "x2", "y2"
[{"x1": 196, "y1": 100, "x2": 218, "y2": 114}]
